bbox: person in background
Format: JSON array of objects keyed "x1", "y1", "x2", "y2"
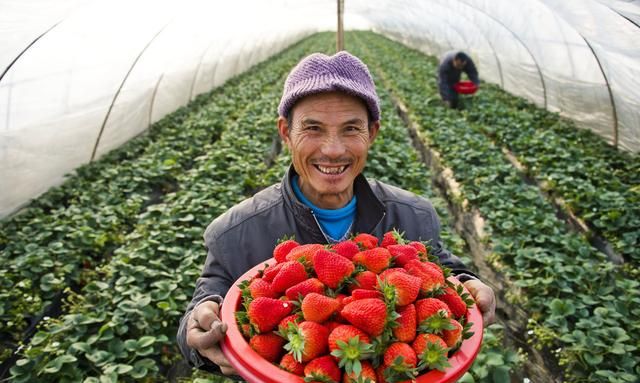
[
  {"x1": 437, "y1": 51, "x2": 479, "y2": 109},
  {"x1": 177, "y1": 51, "x2": 496, "y2": 376}
]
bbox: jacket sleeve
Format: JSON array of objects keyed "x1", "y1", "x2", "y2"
[
  {"x1": 176, "y1": 226, "x2": 235, "y2": 373},
  {"x1": 464, "y1": 58, "x2": 480, "y2": 86},
  {"x1": 424, "y1": 204, "x2": 478, "y2": 280}
]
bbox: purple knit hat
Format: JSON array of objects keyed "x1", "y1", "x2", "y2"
[{"x1": 278, "y1": 51, "x2": 380, "y2": 121}]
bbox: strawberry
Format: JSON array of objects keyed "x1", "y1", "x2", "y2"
[
  {"x1": 353, "y1": 233, "x2": 378, "y2": 249},
  {"x1": 383, "y1": 342, "x2": 417, "y2": 369},
  {"x1": 263, "y1": 262, "x2": 284, "y2": 282},
  {"x1": 331, "y1": 240, "x2": 361, "y2": 260},
  {"x1": 285, "y1": 278, "x2": 325, "y2": 301},
  {"x1": 404, "y1": 259, "x2": 445, "y2": 294},
  {"x1": 278, "y1": 314, "x2": 301, "y2": 334},
  {"x1": 415, "y1": 298, "x2": 452, "y2": 324},
  {"x1": 415, "y1": 298, "x2": 454, "y2": 335},
  {"x1": 349, "y1": 270, "x2": 378, "y2": 292},
  {"x1": 381, "y1": 229, "x2": 403, "y2": 248},
  {"x1": 378, "y1": 267, "x2": 407, "y2": 281},
  {"x1": 280, "y1": 353, "x2": 306, "y2": 376},
  {"x1": 393, "y1": 304, "x2": 417, "y2": 343},
  {"x1": 248, "y1": 278, "x2": 277, "y2": 299},
  {"x1": 412, "y1": 333, "x2": 450, "y2": 372},
  {"x1": 341, "y1": 296, "x2": 355, "y2": 307},
  {"x1": 379, "y1": 271, "x2": 421, "y2": 306},
  {"x1": 387, "y1": 244, "x2": 419, "y2": 267},
  {"x1": 351, "y1": 289, "x2": 383, "y2": 300},
  {"x1": 408, "y1": 241, "x2": 427, "y2": 258},
  {"x1": 329, "y1": 325, "x2": 373, "y2": 375},
  {"x1": 442, "y1": 318, "x2": 463, "y2": 348},
  {"x1": 353, "y1": 247, "x2": 391, "y2": 274},
  {"x1": 436, "y1": 286, "x2": 468, "y2": 319},
  {"x1": 249, "y1": 332, "x2": 285, "y2": 362},
  {"x1": 248, "y1": 297, "x2": 294, "y2": 333},
  {"x1": 340, "y1": 298, "x2": 387, "y2": 337},
  {"x1": 286, "y1": 243, "x2": 324, "y2": 266},
  {"x1": 284, "y1": 321, "x2": 329, "y2": 362},
  {"x1": 314, "y1": 249, "x2": 355, "y2": 289},
  {"x1": 324, "y1": 320, "x2": 343, "y2": 334},
  {"x1": 274, "y1": 238, "x2": 300, "y2": 263},
  {"x1": 342, "y1": 360, "x2": 376, "y2": 383},
  {"x1": 304, "y1": 355, "x2": 342, "y2": 383},
  {"x1": 271, "y1": 261, "x2": 308, "y2": 293},
  {"x1": 302, "y1": 293, "x2": 340, "y2": 323}
]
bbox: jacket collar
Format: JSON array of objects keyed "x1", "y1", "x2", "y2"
[{"x1": 281, "y1": 165, "x2": 386, "y2": 238}]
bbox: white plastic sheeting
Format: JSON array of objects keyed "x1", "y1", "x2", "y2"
[{"x1": 1, "y1": 0, "x2": 639, "y2": 219}]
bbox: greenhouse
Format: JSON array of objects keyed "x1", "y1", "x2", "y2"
[{"x1": 1, "y1": 0, "x2": 639, "y2": 382}]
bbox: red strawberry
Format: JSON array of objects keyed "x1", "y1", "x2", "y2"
[
  {"x1": 379, "y1": 271, "x2": 421, "y2": 306},
  {"x1": 248, "y1": 297, "x2": 294, "y2": 333},
  {"x1": 381, "y1": 230, "x2": 403, "y2": 248},
  {"x1": 341, "y1": 295, "x2": 355, "y2": 306},
  {"x1": 278, "y1": 314, "x2": 301, "y2": 334},
  {"x1": 408, "y1": 241, "x2": 427, "y2": 256},
  {"x1": 249, "y1": 332, "x2": 285, "y2": 362},
  {"x1": 314, "y1": 249, "x2": 355, "y2": 289},
  {"x1": 304, "y1": 355, "x2": 342, "y2": 383},
  {"x1": 436, "y1": 286, "x2": 468, "y2": 318},
  {"x1": 263, "y1": 262, "x2": 284, "y2": 282},
  {"x1": 302, "y1": 293, "x2": 340, "y2": 323},
  {"x1": 353, "y1": 233, "x2": 378, "y2": 249},
  {"x1": 378, "y1": 267, "x2": 407, "y2": 281},
  {"x1": 404, "y1": 259, "x2": 445, "y2": 294},
  {"x1": 342, "y1": 360, "x2": 376, "y2": 383},
  {"x1": 286, "y1": 243, "x2": 324, "y2": 266},
  {"x1": 285, "y1": 278, "x2": 325, "y2": 301},
  {"x1": 274, "y1": 239, "x2": 300, "y2": 263},
  {"x1": 393, "y1": 304, "x2": 417, "y2": 343},
  {"x1": 280, "y1": 353, "x2": 305, "y2": 376},
  {"x1": 271, "y1": 261, "x2": 308, "y2": 293},
  {"x1": 284, "y1": 321, "x2": 329, "y2": 362},
  {"x1": 415, "y1": 298, "x2": 452, "y2": 323},
  {"x1": 324, "y1": 320, "x2": 343, "y2": 334},
  {"x1": 349, "y1": 270, "x2": 378, "y2": 292},
  {"x1": 328, "y1": 324, "x2": 371, "y2": 353},
  {"x1": 340, "y1": 298, "x2": 387, "y2": 337},
  {"x1": 353, "y1": 247, "x2": 391, "y2": 274},
  {"x1": 412, "y1": 333, "x2": 450, "y2": 372},
  {"x1": 442, "y1": 318, "x2": 464, "y2": 348},
  {"x1": 387, "y1": 244, "x2": 419, "y2": 267},
  {"x1": 328, "y1": 324, "x2": 373, "y2": 375},
  {"x1": 351, "y1": 289, "x2": 383, "y2": 300},
  {"x1": 383, "y1": 342, "x2": 417, "y2": 369},
  {"x1": 331, "y1": 240, "x2": 360, "y2": 260},
  {"x1": 248, "y1": 278, "x2": 277, "y2": 299}
]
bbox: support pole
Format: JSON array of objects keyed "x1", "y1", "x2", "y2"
[{"x1": 337, "y1": 0, "x2": 344, "y2": 52}]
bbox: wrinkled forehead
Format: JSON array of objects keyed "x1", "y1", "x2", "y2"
[{"x1": 289, "y1": 91, "x2": 370, "y2": 123}]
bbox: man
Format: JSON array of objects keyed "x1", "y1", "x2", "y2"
[
  {"x1": 438, "y1": 51, "x2": 479, "y2": 109},
  {"x1": 177, "y1": 51, "x2": 496, "y2": 376}
]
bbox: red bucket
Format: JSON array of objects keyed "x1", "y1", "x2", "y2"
[
  {"x1": 454, "y1": 81, "x2": 478, "y2": 95},
  {"x1": 221, "y1": 258, "x2": 483, "y2": 383}
]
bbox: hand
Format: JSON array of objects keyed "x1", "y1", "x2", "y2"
[
  {"x1": 186, "y1": 301, "x2": 238, "y2": 375},
  {"x1": 463, "y1": 279, "x2": 496, "y2": 326}
]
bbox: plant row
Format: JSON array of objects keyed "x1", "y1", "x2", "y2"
[
  {"x1": 0, "y1": 33, "x2": 325, "y2": 368},
  {"x1": 8, "y1": 33, "x2": 335, "y2": 382},
  {"x1": 351, "y1": 31, "x2": 639, "y2": 382}
]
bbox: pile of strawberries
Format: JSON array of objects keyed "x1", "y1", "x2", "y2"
[{"x1": 235, "y1": 230, "x2": 476, "y2": 383}]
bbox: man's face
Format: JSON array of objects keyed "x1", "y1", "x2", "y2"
[
  {"x1": 453, "y1": 58, "x2": 465, "y2": 70},
  {"x1": 278, "y1": 92, "x2": 379, "y2": 209}
]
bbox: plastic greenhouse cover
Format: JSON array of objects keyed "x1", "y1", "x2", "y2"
[{"x1": 1, "y1": 0, "x2": 639, "y2": 219}]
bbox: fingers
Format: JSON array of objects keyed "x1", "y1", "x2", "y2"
[
  {"x1": 199, "y1": 343, "x2": 238, "y2": 376},
  {"x1": 186, "y1": 300, "x2": 228, "y2": 351},
  {"x1": 464, "y1": 279, "x2": 497, "y2": 327},
  {"x1": 192, "y1": 301, "x2": 221, "y2": 331}
]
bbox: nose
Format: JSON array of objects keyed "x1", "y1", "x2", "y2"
[{"x1": 320, "y1": 133, "x2": 346, "y2": 158}]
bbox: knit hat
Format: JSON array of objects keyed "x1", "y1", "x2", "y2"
[{"x1": 278, "y1": 51, "x2": 380, "y2": 121}]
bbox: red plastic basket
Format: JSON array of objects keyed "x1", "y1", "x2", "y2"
[
  {"x1": 221, "y1": 258, "x2": 483, "y2": 383},
  {"x1": 453, "y1": 81, "x2": 478, "y2": 95}
]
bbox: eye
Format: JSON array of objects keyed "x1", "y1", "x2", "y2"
[{"x1": 304, "y1": 125, "x2": 320, "y2": 132}]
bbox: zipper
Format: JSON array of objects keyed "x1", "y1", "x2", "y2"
[{"x1": 309, "y1": 210, "x2": 331, "y2": 243}]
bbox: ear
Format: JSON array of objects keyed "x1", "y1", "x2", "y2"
[
  {"x1": 277, "y1": 116, "x2": 291, "y2": 146},
  {"x1": 368, "y1": 121, "x2": 380, "y2": 146}
]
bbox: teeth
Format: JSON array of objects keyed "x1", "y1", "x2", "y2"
[{"x1": 317, "y1": 165, "x2": 346, "y2": 174}]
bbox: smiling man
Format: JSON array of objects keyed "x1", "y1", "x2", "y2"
[{"x1": 177, "y1": 51, "x2": 496, "y2": 376}]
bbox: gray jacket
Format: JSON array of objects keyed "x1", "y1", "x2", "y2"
[{"x1": 177, "y1": 165, "x2": 475, "y2": 373}]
